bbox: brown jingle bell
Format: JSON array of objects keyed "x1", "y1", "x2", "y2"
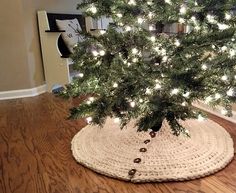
[
  {"x1": 128, "y1": 169, "x2": 137, "y2": 176},
  {"x1": 133, "y1": 158, "x2": 142, "y2": 163},
  {"x1": 144, "y1": 139, "x2": 151, "y2": 144},
  {"x1": 140, "y1": 148, "x2": 147, "y2": 152},
  {"x1": 149, "y1": 131, "x2": 156, "y2": 138}
]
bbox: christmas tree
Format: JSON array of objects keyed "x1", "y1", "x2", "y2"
[{"x1": 61, "y1": 0, "x2": 236, "y2": 136}]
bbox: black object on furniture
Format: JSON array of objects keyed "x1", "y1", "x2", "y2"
[{"x1": 45, "y1": 13, "x2": 86, "y2": 58}]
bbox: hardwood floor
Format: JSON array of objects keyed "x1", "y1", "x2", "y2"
[{"x1": 0, "y1": 93, "x2": 236, "y2": 193}]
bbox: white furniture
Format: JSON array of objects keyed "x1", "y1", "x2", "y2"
[{"x1": 37, "y1": 11, "x2": 94, "y2": 92}]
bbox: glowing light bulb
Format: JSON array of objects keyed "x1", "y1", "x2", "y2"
[
  {"x1": 114, "y1": 118, "x2": 121, "y2": 123},
  {"x1": 183, "y1": 92, "x2": 190, "y2": 98},
  {"x1": 92, "y1": 50, "x2": 99, "y2": 56},
  {"x1": 218, "y1": 23, "x2": 230, "y2": 30},
  {"x1": 149, "y1": 25, "x2": 155, "y2": 31},
  {"x1": 150, "y1": 36, "x2": 156, "y2": 42},
  {"x1": 148, "y1": 12, "x2": 154, "y2": 19},
  {"x1": 89, "y1": 97, "x2": 95, "y2": 102},
  {"x1": 77, "y1": 73, "x2": 84, "y2": 78},
  {"x1": 229, "y1": 49, "x2": 236, "y2": 57},
  {"x1": 180, "y1": 5, "x2": 187, "y2": 15},
  {"x1": 194, "y1": 25, "x2": 201, "y2": 31},
  {"x1": 165, "y1": 0, "x2": 172, "y2": 4},
  {"x1": 147, "y1": 1, "x2": 153, "y2": 5},
  {"x1": 118, "y1": 22, "x2": 124, "y2": 26},
  {"x1": 116, "y1": 13, "x2": 123, "y2": 18},
  {"x1": 162, "y1": 56, "x2": 168, "y2": 62},
  {"x1": 160, "y1": 48, "x2": 166, "y2": 56},
  {"x1": 132, "y1": 58, "x2": 138, "y2": 63},
  {"x1": 221, "y1": 46, "x2": 228, "y2": 52},
  {"x1": 125, "y1": 26, "x2": 132, "y2": 31},
  {"x1": 130, "y1": 101, "x2": 136, "y2": 108},
  {"x1": 171, "y1": 88, "x2": 179, "y2": 95},
  {"x1": 88, "y1": 5, "x2": 97, "y2": 14},
  {"x1": 205, "y1": 96, "x2": 213, "y2": 103},
  {"x1": 154, "y1": 47, "x2": 159, "y2": 52},
  {"x1": 215, "y1": 93, "x2": 221, "y2": 99},
  {"x1": 139, "y1": 99, "x2": 144, "y2": 103},
  {"x1": 227, "y1": 88, "x2": 234, "y2": 96},
  {"x1": 201, "y1": 64, "x2": 208, "y2": 70},
  {"x1": 100, "y1": 30, "x2": 106, "y2": 35},
  {"x1": 185, "y1": 54, "x2": 191, "y2": 59},
  {"x1": 113, "y1": 83, "x2": 118, "y2": 88},
  {"x1": 132, "y1": 48, "x2": 139, "y2": 55},
  {"x1": 178, "y1": 18, "x2": 185, "y2": 24},
  {"x1": 137, "y1": 17, "x2": 144, "y2": 24},
  {"x1": 86, "y1": 117, "x2": 93, "y2": 123},
  {"x1": 206, "y1": 14, "x2": 216, "y2": 24},
  {"x1": 225, "y1": 13, "x2": 232, "y2": 20},
  {"x1": 99, "y1": 50, "x2": 105, "y2": 56},
  {"x1": 146, "y1": 88, "x2": 152, "y2": 95},
  {"x1": 128, "y1": 0, "x2": 136, "y2": 5},
  {"x1": 155, "y1": 83, "x2": 162, "y2": 90},
  {"x1": 174, "y1": 39, "x2": 181, "y2": 47},
  {"x1": 221, "y1": 75, "x2": 228, "y2": 81},
  {"x1": 86, "y1": 100, "x2": 92, "y2": 105},
  {"x1": 181, "y1": 102, "x2": 186, "y2": 106},
  {"x1": 191, "y1": 16, "x2": 197, "y2": 22},
  {"x1": 197, "y1": 114, "x2": 205, "y2": 122}
]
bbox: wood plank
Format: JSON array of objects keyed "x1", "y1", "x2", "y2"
[{"x1": 202, "y1": 176, "x2": 235, "y2": 193}]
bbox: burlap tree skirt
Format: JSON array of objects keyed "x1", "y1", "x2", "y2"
[{"x1": 71, "y1": 118, "x2": 234, "y2": 183}]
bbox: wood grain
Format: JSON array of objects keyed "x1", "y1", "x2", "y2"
[{"x1": 0, "y1": 93, "x2": 235, "y2": 193}]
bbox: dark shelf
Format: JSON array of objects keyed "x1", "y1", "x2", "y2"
[
  {"x1": 90, "y1": 28, "x2": 106, "y2": 31},
  {"x1": 61, "y1": 55, "x2": 71, "y2": 58},
  {"x1": 45, "y1": 30, "x2": 66, "y2": 33}
]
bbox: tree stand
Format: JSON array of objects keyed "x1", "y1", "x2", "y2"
[{"x1": 71, "y1": 118, "x2": 234, "y2": 183}]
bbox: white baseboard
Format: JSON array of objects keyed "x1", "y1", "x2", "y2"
[
  {"x1": 0, "y1": 84, "x2": 47, "y2": 100},
  {"x1": 193, "y1": 102, "x2": 236, "y2": 124}
]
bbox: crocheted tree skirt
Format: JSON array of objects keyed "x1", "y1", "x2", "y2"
[{"x1": 71, "y1": 118, "x2": 234, "y2": 183}]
